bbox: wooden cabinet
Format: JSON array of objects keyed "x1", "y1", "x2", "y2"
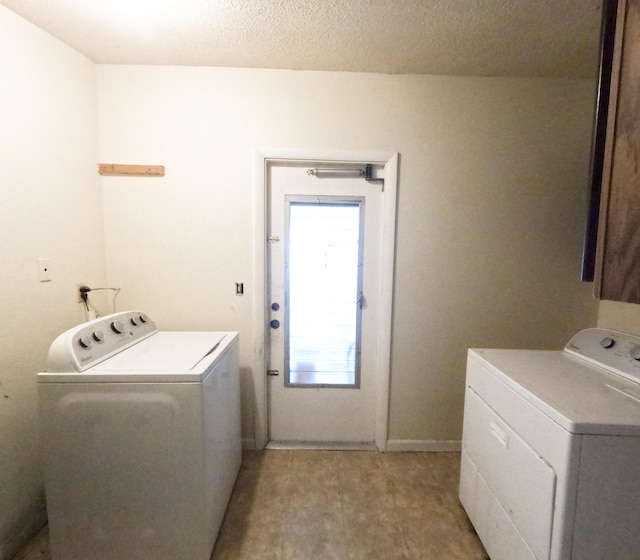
[{"x1": 596, "y1": 0, "x2": 640, "y2": 302}]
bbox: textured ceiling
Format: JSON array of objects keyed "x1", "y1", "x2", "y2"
[{"x1": 0, "y1": 0, "x2": 604, "y2": 78}]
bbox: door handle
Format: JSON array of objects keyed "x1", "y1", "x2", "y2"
[
  {"x1": 270, "y1": 320, "x2": 280, "y2": 329},
  {"x1": 490, "y1": 421, "x2": 510, "y2": 448}
]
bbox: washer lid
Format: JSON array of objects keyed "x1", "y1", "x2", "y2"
[{"x1": 92, "y1": 332, "x2": 226, "y2": 372}]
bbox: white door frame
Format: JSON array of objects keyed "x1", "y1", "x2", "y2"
[{"x1": 252, "y1": 148, "x2": 398, "y2": 451}]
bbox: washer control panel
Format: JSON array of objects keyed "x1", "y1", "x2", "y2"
[
  {"x1": 565, "y1": 328, "x2": 640, "y2": 385},
  {"x1": 46, "y1": 311, "x2": 157, "y2": 373}
]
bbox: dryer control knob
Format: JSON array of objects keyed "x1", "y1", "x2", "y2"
[
  {"x1": 630, "y1": 345, "x2": 640, "y2": 361},
  {"x1": 78, "y1": 335, "x2": 92, "y2": 349},
  {"x1": 130, "y1": 316, "x2": 139, "y2": 326},
  {"x1": 111, "y1": 320, "x2": 125, "y2": 334},
  {"x1": 92, "y1": 330, "x2": 105, "y2": 342},
  {"x1": 139, "y1": 314, "x2": 148, "y2": 323}
]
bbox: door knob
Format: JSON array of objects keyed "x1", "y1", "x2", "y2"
[{"x1": 270, "y1": 320, "x2": 280, "y2": 329}]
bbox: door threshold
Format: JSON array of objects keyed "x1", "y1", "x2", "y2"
[{"x1": 266, "y1": 440, "x2": 378, "y2": 451}]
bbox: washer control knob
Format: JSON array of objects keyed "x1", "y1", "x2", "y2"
[
  {"x1": 130, "y1": 316, "x2": 139, "y2": 326},
  {"x1": 111, "y1": 320, "x2": 125, "y2": 334},
  {"x1": 630, "y1": 345, "x2": 640, "y2": 361},
  {"x1": 78, "y1": 335, "x2": 92, "y2": 349},
  {"x1": 92, "y1": 330, "x2": 105, "y2": 342},
  {"x1": 139, "y1": 314, "x2": 148, "y2": 323},
  {"x1": 600, "y1": 337, "x2": 615, "y2": 349}
]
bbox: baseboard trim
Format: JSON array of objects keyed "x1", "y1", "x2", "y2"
[
  {"x1": 386, "y1": 439, "x2": 461, "y2": 452},
  {"x1": 244, "y1": 438, "x2": 462, "y2": 452},
  {"x1": 266, "y1": 441, "x2": 378, "y2": 451}
]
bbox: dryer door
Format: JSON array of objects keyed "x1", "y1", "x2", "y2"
[{"x1": 463, "y1": 388, "x2": 556, "y2": 560}]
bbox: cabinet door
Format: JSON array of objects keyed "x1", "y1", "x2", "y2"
[{"x1": 597, "y1": 0, "x2": 640, "y2": 302}]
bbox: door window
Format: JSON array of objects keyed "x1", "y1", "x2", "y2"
[{"x1": 286, "y1": 198, "x2": 364, "y2": 387}]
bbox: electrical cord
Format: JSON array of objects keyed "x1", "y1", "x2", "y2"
[{"x1": 79, "y1": 286, "x2": 121, "y2": 316}]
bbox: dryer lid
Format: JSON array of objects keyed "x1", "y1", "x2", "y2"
[
  {"x1": 469, "y1": 348, "x2": 640, "y2": 435},
  {"x1": 92, "y1": 332, "x2": 226, "y2": 372}
]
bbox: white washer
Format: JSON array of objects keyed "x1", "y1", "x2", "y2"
[
  {"x1": 459, "y1": 328, "x2": 640, "y2": 560},
  {"x1": 38, "y1": 311, "x2": 241, "y2": 560}
]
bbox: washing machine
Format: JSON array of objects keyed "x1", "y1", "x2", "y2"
[
  {"x1": 459, "y1": 328, "x2": 640, "y2": 560},
  {"x1": 37, "y1": 311, "x2": 241, "y2": 560}
]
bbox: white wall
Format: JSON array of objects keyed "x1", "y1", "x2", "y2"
[
  {"x1": 96, "y1": 66, "x2": 599, "y2": 446},
  {"x1": 0, "y1": 6, "x2": 106, "y2": 558}
]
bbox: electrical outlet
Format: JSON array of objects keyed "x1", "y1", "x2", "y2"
[{"x1": 77, "y1": 284, "x2": 90, "y2": 303}]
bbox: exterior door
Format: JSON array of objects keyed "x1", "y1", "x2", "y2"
[{"x1": 267, "y1": 162, "x2": 384, "y2": 443}]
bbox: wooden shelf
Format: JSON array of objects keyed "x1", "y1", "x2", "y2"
[{"x1": 98, "y1": 164, "x2": 165, "y2": 177}]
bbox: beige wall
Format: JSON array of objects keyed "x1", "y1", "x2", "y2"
[
  {"x1": 389, "y1": 77, "x2": 599, "y2": 442},
  {"x1": 96, "y1": 66, "x2": 599, "y2": 446},
  {"x1": 598, "y1": 300, "x2": 640, "y2": 334},
  {"x1": 0, "y1": 6, "x2": 106, "y2": 558}
]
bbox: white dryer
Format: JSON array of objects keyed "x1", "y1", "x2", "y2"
[
  {"x1": 38, "y1": 311, "x2": 241, "y2": 560},
  {"x1": 459, "y1": 328, "x2": 640, "y2": 560}
]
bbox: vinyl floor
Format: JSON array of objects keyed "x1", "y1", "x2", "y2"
[{"x1": 13, "y1": 450, "x2": 488, "y2": 560}]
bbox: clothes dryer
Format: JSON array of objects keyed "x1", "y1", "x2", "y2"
[{"x1": 459, "y1": 328, "x2": 640, "y2": 560}]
